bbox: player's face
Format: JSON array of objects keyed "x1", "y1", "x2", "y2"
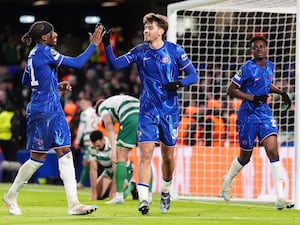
[
  {"x1": 45, "y1": 31, "x2": 58, "y2": 47},
  {"x1": 143, "y1": 21, "x2": 164, "y2": 43},
  {"x1": 251, "y1": 40, "x2": 268, "y2": 60},
  {"x1": 92, "y1": 139, "x2": 105, "y2": 151}
]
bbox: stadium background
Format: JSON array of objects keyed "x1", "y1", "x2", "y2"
[{"x1": 0, "y1": 0, "x2": 296, "y2": 203}]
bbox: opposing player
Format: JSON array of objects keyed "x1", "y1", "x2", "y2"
[
  {"x1": 222, "y1": 36, "x2": 293, "y2": 210},
  {"x1": 74, "y1": 96, "x2": 99, "y2": 189},
  {"x1": 102, "y1": 13, "x2": 198, "y2": 214},
  {"x1": 89, "y1": 130, "x2": 138, "y2": 201},
  {"x1": 95, "y1": 94, "x2": 151, "y2": 204},
  {"x1": 2, "y1": 20, "x2": 104, "y2": 216}
]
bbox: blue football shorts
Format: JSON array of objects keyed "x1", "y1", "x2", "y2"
[
  {"x1": 26, "y1": 112, "x2": 71, "y2": 152},
  {"x1": 237, "y1": 119, "x2": 278, "y2": 150},
  {"x1": 137, "y1": 111, "x2": 179, "y2": 146}
]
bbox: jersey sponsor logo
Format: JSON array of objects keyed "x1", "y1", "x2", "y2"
[
  {"x1": 50, "y1": 48, "x2": 60, "y2": 60},
  {"x1": 161, "y1": 56, "x2": 170, "y2": 64},
  {"x1": 143, "y1": 57, "x2": 151, "y2": 61},
  {"x1": 181, "y1": 53, "x2": 188, "y2": 61}
]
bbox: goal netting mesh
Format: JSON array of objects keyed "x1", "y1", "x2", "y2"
[{"x1": 167, "y1": 0, "x2": 296, "y2": 201}]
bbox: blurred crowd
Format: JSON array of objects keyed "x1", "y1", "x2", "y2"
[{"x1": 0, "y1": 21, "x2": 296, "y2": 182}]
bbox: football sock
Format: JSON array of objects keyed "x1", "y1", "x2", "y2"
[
  {"x1": 270, "y1": 160, "x2": 284, "y2": 199},
  {"x1": 123, "y1": 182, "x2": 133, "y2": 198},
  {"x1": 161, "y1": 178, "x2": 172, "y2": 194},
  {"x1": 137, "y1": 183, "x2": 149, "y2": 202},
  {"x1": 79, "y1": 165, "x2": 89, "y2": 185},
  {"x1": 7, "y1": 158, "x2": 43, "y2": 199},
  {"x1": 226, "y1": 157, "x2": 244, "y2": 181},
  {"x1": 115, "y1": 161, "x2": 126, "y2": 193},
  {"x1": 58, "y1": 151, "x2": 80, "y2": 208}
]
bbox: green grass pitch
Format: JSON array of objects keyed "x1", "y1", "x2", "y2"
[{"x1": 0, "y1": 183, "x2": 299, "y2": 225}]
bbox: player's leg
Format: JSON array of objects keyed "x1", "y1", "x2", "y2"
[
  {"x1": 54, "y1": 115, "x2": 97, "y2": 215},
  {"x1": 96, "y1": 171, "x2": 112, "y2": 200},
  {"x1": 106, "y1": 147, "x2": 129, "y2": 204},
  {"x1": 222, "y1": 121, "x2": 255, "y2": 201},
  {"x1": 137, "y1": 142, "x2": 155, "y2": 215},
  {"x1": 3, "y1": 116, "x2": 47, "y2": 216},
  {"x1": 3, "y1": 151, "x2": 45, "y2": 215},
  {"x1": 263, "y1": 135, "x2": 294, "y2": 210},
  {"x1": 159, "y1": 142, "x2": 175, "y2": 213},
  {"x1": 158, "y1": 114, "x2": 179, "y2": 213},
  {"x1": 56, "y1": 147, "x2": 97, "y2": 215}
]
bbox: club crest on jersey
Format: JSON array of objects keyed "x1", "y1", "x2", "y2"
[{"x1": 161, "y1": 56, "x2": 170, "y2": 64}]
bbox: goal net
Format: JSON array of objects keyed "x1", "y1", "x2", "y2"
[{"x1": 167, "y1": 0, "x2": 296, "y2": 202}]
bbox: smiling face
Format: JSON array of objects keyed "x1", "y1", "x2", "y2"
[
  {"x1": 42, "y1": 31, "x2": 58, "y2": 47},
  {"x1": 251, "y1": 39, "x2": 268, "y2": 60},
  {"x1": 143, "y1": 21, "x2": 164, "y2": 43}
]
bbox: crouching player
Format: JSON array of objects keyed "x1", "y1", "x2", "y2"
[{"x1": 88, "y1": 130, "x2": 139, "y2": 201}]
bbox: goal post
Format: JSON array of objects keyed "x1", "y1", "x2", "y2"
[{"x1": 167, "y1": 0, "x2": 297, "y2": 206}]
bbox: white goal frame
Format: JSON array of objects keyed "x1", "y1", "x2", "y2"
[{"x1": 167, "y1": 0, "x2": 299, "y2": 209}]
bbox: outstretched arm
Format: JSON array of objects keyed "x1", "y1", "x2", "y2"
[
  {"x1": 104, "y1": 45, "x2": 130, "y2": 70},
  {"x1": 62, "y1": 25, "x2": 105, "y2": 69}
]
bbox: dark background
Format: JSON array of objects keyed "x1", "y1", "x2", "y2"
[{"x1": 0, "y1": 0, "x2": 182, "y2": 43}]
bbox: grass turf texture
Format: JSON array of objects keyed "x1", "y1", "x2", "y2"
[{"x1": 0, "y1": 183, "x2": 299, "y2": 225}]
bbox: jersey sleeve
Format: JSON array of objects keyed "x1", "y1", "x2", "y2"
[
  {"x1": 176, "y1": 45, "x2": 198, "y2": 86},
  {"x1": 22, "y1": 68, "x2": 31, "y2": 87},
  {"x1": 104, "y1": 45, "x2": 131, "y2": 70},
  {"x1": 43, "y1": 47, "x2": 64, "y2": 67},
  {"x1": 231, "y1": 63, "x2": 250, "y2": 87}
]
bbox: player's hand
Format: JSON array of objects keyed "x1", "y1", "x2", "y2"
[
  {"x1": 281, "y1": 92, "x2": 291, "y2": 111},
  {"x1": 58, "y1": 81, "x2": 72, "y2": 92},
  {"x1": 165, "y1": 81, "x2": 183, "y2": 92},
  {"x1": 102, "y1": 28, "x2": 112, "y2": 46},
  {"x1": 253, "y1": 95, "x2": 268, "y2": 105},
  {"x1": 89, "y1": 24, "x2": 105, "y2": 46}
]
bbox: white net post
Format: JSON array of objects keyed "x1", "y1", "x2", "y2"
[
  {"x1": 294, "y1": 0, "x2": 300, "y2": 210},
  {"x1": 167, "y1": 0, "x2": 297, "y2": 203}
]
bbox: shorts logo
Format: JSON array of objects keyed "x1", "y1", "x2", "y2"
[
  {"x1": 172, "y1": 128, "x2": 178, "y2": 140},
  {"x1": 161, "y1": 56, "x2": 170, "y2": 64},
  {"x1": 36, "y1": 139, "x2": 44, "y2": 146},
  {"x1": 137, "y1": 130, "x2": 142, "y2": 138}
]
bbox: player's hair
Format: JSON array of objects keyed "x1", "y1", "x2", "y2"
[
  {"x1": 90, "y1": 130, "x2": 104, "y2": 142},
  {"x1": 250, "y1": 36, "x2": 268, "y2": 46},
  {"x1": 143, "y1": 13, "x2": 168, "y2": 39},
  {"x1": 21, "y1": 20, "x2": 54, "y2": 46}
]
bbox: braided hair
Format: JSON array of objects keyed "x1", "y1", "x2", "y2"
[{"x1": 21, "y1": 21, "x2": 54, "y2": 46}]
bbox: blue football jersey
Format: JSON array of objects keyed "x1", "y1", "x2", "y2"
[
  {"x1": 123, "y1": 41, "x2": 192, "y2": 115},
  {"x1": 232, "y1": 59, "x2": 274, "y2": 122},
  {"x1": 22, "y1": 44, "x2": 64, "y2": 114}
]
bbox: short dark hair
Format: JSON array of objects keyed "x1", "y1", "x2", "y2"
[
  {"x1": 250, "y1": 36, "x2": 267, "y2": 46},
  {"x1": 90, "y1": 130, "x2": 104, "y2": 142}
]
